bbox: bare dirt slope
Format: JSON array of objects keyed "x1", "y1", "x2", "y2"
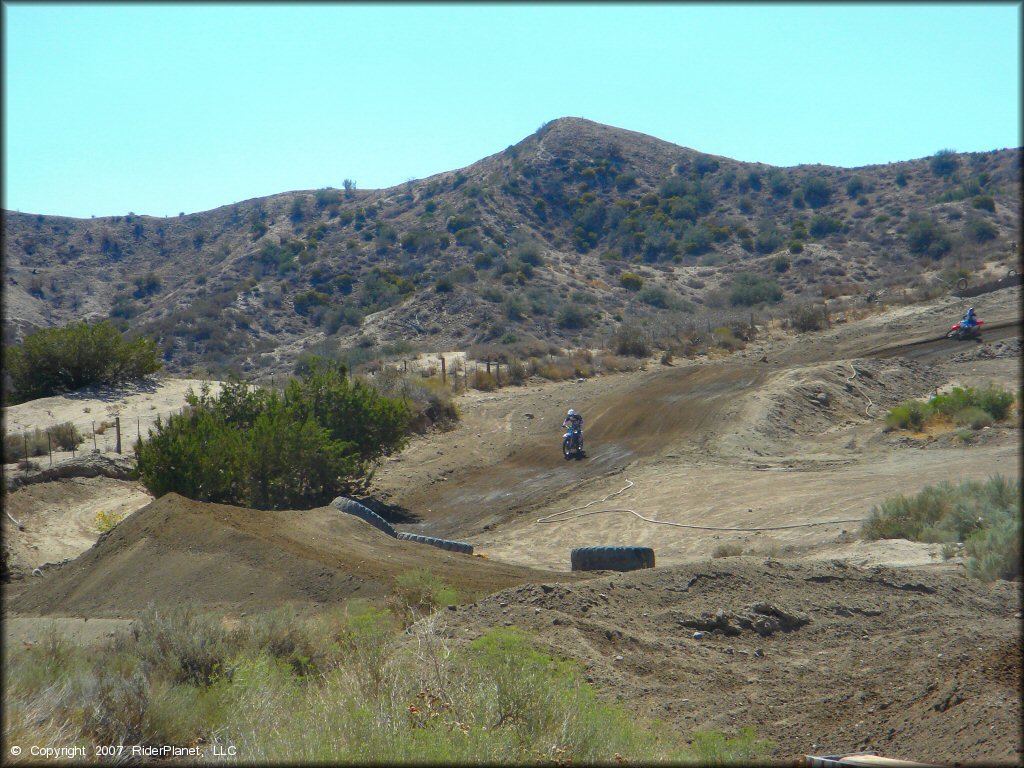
[
  {"x1": 373, "y1": 287, "x2": 1021, "y2": 573},
  {"x1": 436, "y1": 558, "x2": 1021, "y2": 764},
  {"x1": 6, "y1": 493, "x2": 576, "y2": 619}
]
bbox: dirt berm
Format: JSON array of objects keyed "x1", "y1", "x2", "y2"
[
  {"x1": 439, "y1": 558, "x2": 1021, "y2": 764},
  {"x1": 6, "y1": 493, "x2": 577, "y2": 619}
]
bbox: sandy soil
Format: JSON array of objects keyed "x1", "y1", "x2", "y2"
[
  {"x1": 2, "y1": 376, "x2": 222, "y2": 472},
  {"x1": 2, "y1": 286, "x2": 1020, "y2": 764}
]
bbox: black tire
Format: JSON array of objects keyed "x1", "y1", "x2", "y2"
[
  {"x1": 570, "y1": 546, "x2": 655, "y2": 572},
  {"x1": 331, "y1": 496, "x2": 398, "y2": 538},
  {"x1": 563, "y1": 437, "x2": 573, "y2": 460},
  {"x1": 397, "y1": 531, "x2": 474, "y2": 555}
]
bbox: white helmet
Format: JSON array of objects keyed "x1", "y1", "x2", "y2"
[{"x1": 567, "y1": 409, "x2": 576, "y2": 417}]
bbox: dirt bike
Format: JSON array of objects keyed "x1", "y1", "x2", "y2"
[
  {"x1": 562, "y1": 426, "x2": 585, "y2": 460},
  {"x1": 946, "y1": 318, "x2": 984, "y2": 341}
]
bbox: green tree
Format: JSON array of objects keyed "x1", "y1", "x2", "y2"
[
  {"x1": 136, "y1": 361, "x2": 410, "y2": 509},
  {"x1": 5, "y1": 321, "x2": 161, "y2": 403}
]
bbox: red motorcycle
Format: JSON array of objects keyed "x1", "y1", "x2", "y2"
[{"x1": 946, "y1": 318, "x2": 984, "y2": 340}]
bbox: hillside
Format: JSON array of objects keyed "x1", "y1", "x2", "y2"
[{"x1": 2, "y1": 118, "x2": 1020, "y2": 378}]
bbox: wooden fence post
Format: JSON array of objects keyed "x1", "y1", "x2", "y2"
[
  {"x1": 115, "y1": 417, "x2": 121, "y2": 454},
  {"x1": 441, "y1": 356, "x2": 446, "y2": 384},
  {"x1": 48, "y1": 432, "x2": 52, "y2": 466},
  {"x1": 23, "y1": 432, "x2": 29, "y2": 462},
  {"x1": 92, "y1": 422, "x2": 97, "y2": 451}
]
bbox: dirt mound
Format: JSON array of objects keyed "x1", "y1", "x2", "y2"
[
  {"x1": 711, "y1": 357, "x2": 938, "y2": 464},
  {"x1": 7, "y1": 493, "x2": 576, "y2": 619},
  {"x1": 948, "y1": 337, "x2": 1022, "y2": 363},
  {"x1": 438, "y1": 558, "x2": 1021, "y2": 764},
  {"x1": 4, "y1": 453, "x2": 137, "y2": 491}
]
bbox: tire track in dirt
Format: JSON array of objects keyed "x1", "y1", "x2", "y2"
[{"x1": 396, "y1": 364, "x2": 766, "y2": 538}]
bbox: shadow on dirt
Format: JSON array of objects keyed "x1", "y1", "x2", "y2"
[
  {"x1": 356, "y1": 496, "x2": 421, "y2": 525},
  {"x1": 61, "y1": 377, "x2": 164, "y2": 402}
]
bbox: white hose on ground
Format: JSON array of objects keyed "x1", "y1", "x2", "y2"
[
  {"x1": 5, "y1": 510, "x2": 25, "y2": 530},
  {"x1": 536, "y1": 479, "x2": 866, "y2": 532},
  {"x1": 846, "y1": 363, "x2": 874, "y2": 417}
]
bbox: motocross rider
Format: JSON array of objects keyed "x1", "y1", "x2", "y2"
[
  {"x1": 563, "y1": 408, "x2": 584, "y2": 449},
  {"x1": 961, "y1": 305, "x2": 977, "y2": 330}
]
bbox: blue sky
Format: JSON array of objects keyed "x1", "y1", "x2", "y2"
[{"x1": 3, "y1": 2, "x2": 1020, "y2": 219}]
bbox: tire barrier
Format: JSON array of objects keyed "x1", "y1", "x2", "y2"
[
  {"x1": 570, "y1": 546, "x2": 655, "y2": 572},
  {"x1": 331, "y1": 496, "x2": 397, "y2": 538},
  {"x1": 397, "y1": 532, "x2": 474, "y2": 555}
]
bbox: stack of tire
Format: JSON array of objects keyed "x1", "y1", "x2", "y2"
[
  {"x1": 331, "y1": 497, "x2": 397, "y2": 538},
  {"x1": 397, "y1": 532, "x2": 474, "y2": 556},
  {"x1": 570, "y1": 546, "x2": 654, "y2": 572}
]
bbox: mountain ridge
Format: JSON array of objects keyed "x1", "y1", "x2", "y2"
[{"x1": 3, "y1": 118, "x2": 1020, "y2": 377}]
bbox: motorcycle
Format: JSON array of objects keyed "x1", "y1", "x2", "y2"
[
  {"x1": 562, "y1": 426, "x2": 585, "y2": 460},
  {"x1": 946, "y1": 318, "x2": 984, "y2": 341}
]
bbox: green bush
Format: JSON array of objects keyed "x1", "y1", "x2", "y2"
[
  {"x1": 5, "y1": 321, "x2": 161, "y2": 403},
  {"x1": 905, "y1": 215, "x2": 952, "y2": 258},
  {"x1": 963, "y1": 216, "x2": 997, "y2": 243},
  {"x1": 789, "y1": 304, "x2": 827, "y2": 333},
  {"x1": 729, "y1": 273, "x2": 783, "y2": 307},
  {"x1": 884, "y1": 400, "x2": 929, "y2": 431},
  {"x1": 863, "y1": 476, "x2": 1020, "y2": 582},
  {"x1": 955, "y1": 406, "x2": 993, "y2": 430},
  {"x1": 619, "y1": 272, "x2": 644, "y2": 291},
  {"x1": 136, "y1": 359, "x2": 410, "y2": 508},
  {"x1": 929, "y1": 148, "x2": 959, "y2": 178},
  {"x1": 971, "y1": 195, "x2": 995, "y2": 212},
  {"x1": 801, "y1": 177, "x2": 833, "y2": 208},
  {"x1": 810, "y1": 214, "x2": 843, "y2": 237},
  {"x1": 556, "y1": 303, "x2": 592, "y2": 329}
]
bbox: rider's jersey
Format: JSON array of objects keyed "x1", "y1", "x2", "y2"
[{"x1": 563, "y1": 414, "x2": 583, "y2": 431}]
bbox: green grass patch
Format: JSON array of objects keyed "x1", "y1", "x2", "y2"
[
  {"x1": 862, "y1": 475, "x2": 1020, "y2": 582},
  {"x1": 3, "y1": 604, "x2": 774, "y2": 763},
  {"x1": 884, "y1": 385, "x2": 1016, "y2": 433}
]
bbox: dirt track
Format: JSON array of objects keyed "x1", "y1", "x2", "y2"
[{"x1": 3, "y1": 286, "x2": 1021, "y2": 764}]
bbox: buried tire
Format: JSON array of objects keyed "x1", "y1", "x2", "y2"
[
  {"x1": 570, "y1": 546, "x2": 655, "y2": 572},
  {"x1": 331, "y1": 497, "x2": 398, "y2": 538},
  {"x1": 397, "y1": 532, "x2": 474, "y2": 555}
]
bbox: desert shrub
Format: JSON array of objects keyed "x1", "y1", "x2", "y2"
[
  {"x1": 5, "y1": 321, "x2": 161, "y2": 403},
  {"x1": 905, "y1": 215, "x2": 952, "y2": 258},
  {"x1": 472, "y1": 370, "x2": 498, "y2": 391},
  {"x1": 884, "y1": 400, "x2": 929, "y2": 431},
  {"x1": 637, "y1": 285, "x2": 686, "y2": 310},
  {"x1": 611, "y1": 323, "x2": 651, "y2": 357},
  {"x1": 971, "y1": 195, "x2": 995, "y2": 212},
  {"x1": 801, "y1": 177, "x2": 833, "y2": 208},
  {"x1": 810, "y1": 214, "x2": 844, "y2": 237},
  {"x1": 895, "y1": 171, "x2": 907, "y2": 187},
  {"x1": 712, "y1": 543, "x2": 744, "y2": 558},
  {"x1": 729, "y1": 273, "x2": 782, "y2": 307},
  {"x1": 789, "y1": 304, "x2": 828, "y2": 333},
  {"x1": 929, "y1": 148, "x2": 959, "y2": 178},
  {"x1": 393, "y1": 570, "x2": 459, "y2": 616},
  {"x1": 962, "y1": 216, "x2": 997, "y2": 243},
  {"x1": 93, "y1": 509, "x2": 127, "y2": 533},
  {"x1": 845, "y1": 176, "x2": 866, "y2": 198},
  {"x1": 556, "y1": 303, "x2": 592, "y2": 329},
  {"x1": 955, "y1": 406, "x2": 993, "y2": 430},
  {"x1": 136, "y1": 360, "x2": 409, "y2": 508},
  {"x1": 863, "y1": 476, "x2": 1020, "y2": 582},
  {"x1": 754, "y1": 225, "x2": 784, "y2": 254},
  {"x1": 619, "y1": 272, "x2": 643, "y2": 291}
]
